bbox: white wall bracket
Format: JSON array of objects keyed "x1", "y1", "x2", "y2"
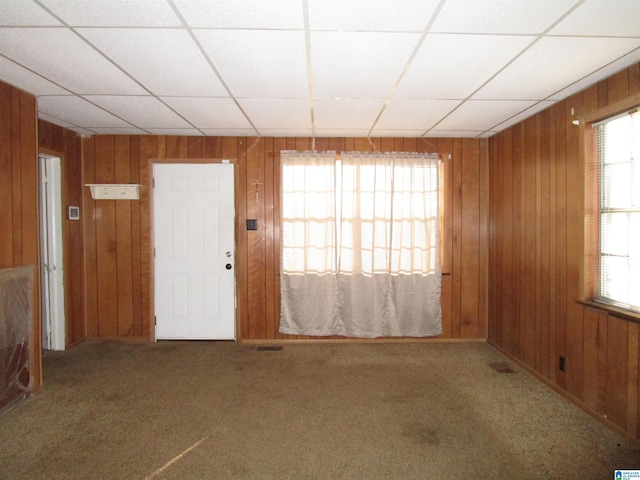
[{"x1": 86, "y1": 184, "x2": 141, "y2": 200}]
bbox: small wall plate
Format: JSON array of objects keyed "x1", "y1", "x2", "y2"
[{"x1": 68, "y1": 206, "x2": 80, "y2": 220}]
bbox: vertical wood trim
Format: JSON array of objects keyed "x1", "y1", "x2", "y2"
[{"x1": 114, "y1": 136, "x2": 134, "y2": 336}]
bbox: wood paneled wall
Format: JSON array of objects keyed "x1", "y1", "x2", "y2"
[
  {"x1": 487, "y1": 62, "x2": 640, "y2": 440},
  {"x1": 0, "y1": 81, "x2": 41, "y2": 386},
  {"x1": 38, "y1": 120, "x2": 84, "y2": 346},
  {"x1": 81, "y1": 135, "x2": 488, "y2": 341}
]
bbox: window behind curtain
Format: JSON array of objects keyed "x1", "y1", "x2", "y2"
[
  {"x1": 596, "y1": 110, "x2": 640, "y2": 312},
  {"x1": 281, "y1": 152, "x2": 440, "y2": 276}
]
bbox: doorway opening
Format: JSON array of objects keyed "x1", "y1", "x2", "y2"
[{"x1": 38, "y1": 154, "x2": 65, "y2": 351}]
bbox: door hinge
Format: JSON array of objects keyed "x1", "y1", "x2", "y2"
[
  {"x1": 154, "y1": 316, "x2": 157, "y2": 326},
  {"x1": 152, "y1": 178, "x2": 155, "y2": 188}
]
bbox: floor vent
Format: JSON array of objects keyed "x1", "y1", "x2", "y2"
[
  {"x1": 488, "y1": 362, "x2": 515, "y2": 373},
  {"x1": 256, "y1": 345, "x2": 283, "y2": 352}
]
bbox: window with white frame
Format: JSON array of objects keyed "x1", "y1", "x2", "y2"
[{"x1": 595, "y1": 109, "x2": 640, "y2": 312}]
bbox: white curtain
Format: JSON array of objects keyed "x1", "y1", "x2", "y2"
[{"x1": 280, "y1": 151, "x2": 442, "y2": 338}]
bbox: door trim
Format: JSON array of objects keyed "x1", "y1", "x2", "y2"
[{"x1": 148, "y1": 158, "x2": 238, "y2": 341}]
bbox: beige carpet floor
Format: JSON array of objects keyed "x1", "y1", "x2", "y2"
[{"x1": 0, "y1": 341, "x2": 638, "y2": 479}]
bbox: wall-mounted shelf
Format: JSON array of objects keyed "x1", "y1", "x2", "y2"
[{"x1": 86, "y1": 184, "x2": 141, "y2": 200}]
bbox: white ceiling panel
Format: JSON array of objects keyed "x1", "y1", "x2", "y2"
[
  {"x1": 395, "y1": 34, "x2": 534, "y2": 99},
  {"x1": 2, "y1": 0, "x2": 638, "y2": 138},
  {"x1": 491, "y1": 100, "x2": 557, "y2": 131},
  {"x1": 37, "y1": 111, "x2": 78, "y2": 129},
  {"x1": 473, "y1": 36, "x2": 640, "y2": 100},
  {"x1": 38, "y1": 96, "x2": 134, "y2": 128},
  {"x1": 372, "y1": 129, "x2": 429, "y2": 137},
  {"x1": 0, "y1": 56, "x2": 70, "y2": 95},
  {"x1": 172, "y1": 0, "x2": 304, "y2": 29},
  {"x1": 550, "y1": 0, "x2": 640, "y2": 37},
  {"x1": 77, "y1": 28, "x2": 228, "y2": 97},
  {"x1": 435, "y1": 100, "x2": 537, "y2": 131},
  {"x1": 425, "y1": 130, "x2": 486, "y2": 137},
  {"x1": 88, "y1": 127, "x2": 150, "y2": 135},
  {"x1": 0, "y1": 0, "x2": 61, "y2": 25},
  {"x1": 83, "y1": 96, "x2": 192, "y2": 129},
  {"x1": 314, "y1": 98, "x2": 384, "y2": 130},
  {"x1": 377, "y1": 99, "x2": 461, "y2": 130},
  {"x1": 195, "y1": 30, "x2": 308, "y2": 98},
  {"x1": 311, "y1": 31, "x2": 421, "y2": 98},
  {"x1": 200, "y1": 128, "x2": 259, "y2": 137},
  {"x1": 549, "y1": 49, "x2": 640, "y2": 101},
  {"x1": 255, "y1": 129, "x2": 315, "y2": 137},
  {"x1": 39, "y1": 0, "x2": 181, "y2": 27},
  {"x1": 144, "y1": 128, "x2": 204, "y2": 136},
  {"x1": 313, "y1": 129, "x2": 372, "y2": 137},
  {"x1": 308, "y1": 0, "x2": 441, "y2": 31},
  {"x1": 0, "y1": 28, "x2": 147, "y2": 94},
  {"x1": 161, "y1": 97, "x2": 253, "y2": 129},
  {"x1": 239, "y1": 98, "x2": 311, "y2": 129},
  {"x1": 431, "y1": 0, "x2": 579, "y2": 34}
]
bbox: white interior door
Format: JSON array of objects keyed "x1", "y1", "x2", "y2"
[
  {"x1": 39, "y1": 154, "x2": 65, "y2": 351},
  {"x1": 153, "y1": 163, "x2": 235, "y2": 340}
]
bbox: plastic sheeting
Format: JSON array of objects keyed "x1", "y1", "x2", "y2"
[{"x1": 0, "y1": 265, "x2": 34, "y2": 415}]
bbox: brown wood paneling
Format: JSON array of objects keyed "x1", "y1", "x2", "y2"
[
  {"x1": 488, "y1": 62, "x2": 640, "y2": 441},
  {"x1": 38, "y1": 120, "x2": 84, "y2": 346},
  {"x1": 114, "y1": 136, "x2": 134, "y2": 336},
  {"x1": 0, "y1": 81, "x2": 41, "y2": 387},
  {"x1": 460, "y1": 139, "x2": 481, "y2": 338},
  {"x1": 82, "y1": 137, "x2": 99, "y2": 337},
  {"x1": 79, "y1": 133, "x2": 488, "y2": 344}
]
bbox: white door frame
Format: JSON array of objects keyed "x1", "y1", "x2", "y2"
[
  {"x1": 149, "y1": 159, "x2": 237, "y2": 341},
  {"x1": 38, "y1": 154, "x2": 66, "y2": 351}
]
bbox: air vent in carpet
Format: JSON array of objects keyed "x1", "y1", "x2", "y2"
[{"x1": 256, "y1": 346, "x2": 283, "y2": 351}]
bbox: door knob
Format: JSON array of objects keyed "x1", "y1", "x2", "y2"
[{"x1": 226, "y1": 263, "x2": 232, "y2": 270}]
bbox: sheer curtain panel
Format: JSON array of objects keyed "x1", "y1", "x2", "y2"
[{"x1": 280, "y1": 151, "x2": 442, "y2": 338}]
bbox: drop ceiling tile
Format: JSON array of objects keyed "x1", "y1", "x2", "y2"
[
  {"x1": 311, "y1": 31, "x2": 421, "y2": 98},
  {"x1": 431, "y1": 0, "x2": 578, "y2": 34},
  {"x1": 39, "y1": 0, "x2": 181, "y2": 27},
  {"x1": 376, "y1": 99, "x2": 461, "y2": 130},
  {"x1": 395, "y1": 34, "x2": 534, "y2": 99},
  {"x1": 0, "y1": 0, "x2": 61, "y2": 25},
  {"x1": 549, "y1": 49, "x2": 640, "y2": 101},
  {"x1": 371, "y1": 129, "x2": 427, "y2": 137},
  {"x1": 38, "y1": 96, "x2": 134, "y2": 128},
  {"x1": 313, "y1": 129, "x2": 372, "y2": 137},
  {"x1": 550, "y1": 0, "x2": 640, "y2": 36},
  {"x1": 308, "y1": 0, "x2": 441, "y2": 31},
  {"x1": 473, "y1": 36, "x2": 640, "y2": 100},
  {"x1": 145, "y1": 128, "x2": 204, "y2": 136},
  {"x1": 256, "y1": 129, "x2": 314, "y2": 137},
  {"x1": 424, "y1": 130, "x2": 485, "y2": 138},
  {"x1": 491, "y1": 100, "x2": 556, "y2": 130},
  {"x1": 200, "y1": 128, "x2": 258, "y2": 137},
  {"x1": 0, "y1": 56, "x2": 70, "y2": 95},
  {"x1": 161, "y1": 97, "x2": 253, "y2": 129},
  {"x1": 88, "y1": 127, "x2": 150, "y2": 135},
  {"x1": 38, "y1": 112, "x2": 78, "y2": 129},
  {"x1": 172, "y1": 0, "x2": 304, "y2": 29},
  {"x1": 314, "y1": 98, "x2": 385, "y2": 130},
  {"x1": 78, "y1": 28, "x2": 227, "y2": 96},
  {"x1": 82, "y1": 96, "x2": 192, "y2": 129},
  {"x1": 238, "y1": 98, "x2": 311, "y2": 129},
  {"x1": 0, "y1": 28, "x2": 147, "y2": 94},
  {"x1": 195, "y1": 30, "x2": 308, "y2": 98},
  {"x1": 435, "y1": 100, "x2": 537, "y2": 131}
]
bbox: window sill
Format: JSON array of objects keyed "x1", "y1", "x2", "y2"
[{"x1": 576, "y1": 299, "x2": 640, "y2": 324}]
